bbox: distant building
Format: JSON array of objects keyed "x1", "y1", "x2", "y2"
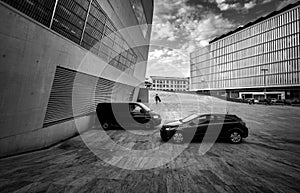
[
  {"x1": 150, "y1": 76, "x2": 190, "y2": 91},
  {"x1": 190, "y1": 2, "x2": 300, "y2": 100}
]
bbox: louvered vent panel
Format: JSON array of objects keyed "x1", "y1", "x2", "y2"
[
  {"x1": 94, "y1": 77, "x2": 115, "y2": 104},
  {"x1": 72, "y1": 72, "x2": 98, "y2": 117},
  {"x1": 43, "y1": 66, "x2": 76, "y2": 126},
  {"x1": 43, "y1": 66, "x2": 136, "y2": 127}
]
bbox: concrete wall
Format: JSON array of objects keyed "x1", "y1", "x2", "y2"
[{"x1": 0, "y1": 1, "x2": 153, "y2": 157}]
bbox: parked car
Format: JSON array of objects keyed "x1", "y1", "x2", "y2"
[
  {"x1": 276, "y1": 100, "x2": 285, "y2": 104},
  {"x1": 247, "y1": 98, "x2": 255, "y2": 104},
  {"x1": 284, "y1": 98, "x2": 300, "y2": 105},
  {"x1": 270, "y1": 98, "x2": 278, "y2": 103},
  {"x1": 247, "y1": 98, "x2": 259, "y2": 104},
  {"x1": 229, "y1": 97, "x2": 248, "y2": 103},
  {"x1": 160, "y1": 113, "x2": 248, "y2": 144},
  {"x1": 96, "y1": 102, "x2": 161, "y2": 130},
  {"x1": 259, "y1": 98, "x2": 272, "y2": 105}
]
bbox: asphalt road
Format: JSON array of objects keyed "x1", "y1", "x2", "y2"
[{"x1": 0, "y1": 91, "x2": 299, "y2": 192}]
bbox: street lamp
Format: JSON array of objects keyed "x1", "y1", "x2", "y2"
[{"x1": 261, "y1": 68, "x2": 268, "y2": 99}]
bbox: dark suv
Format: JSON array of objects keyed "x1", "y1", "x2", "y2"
[{"x1": 160, "y1": 113, "x2": 248, "y2": 144}]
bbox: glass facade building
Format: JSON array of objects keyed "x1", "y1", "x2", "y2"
[{"x1": 191, "y1": 2, "x2": 300, "y2": 99}]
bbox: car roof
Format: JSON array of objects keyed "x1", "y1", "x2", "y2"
[
  {"x1": 98, "y1": 102, "x2": 141, "y2": 105},
  {"x1": 199, "y1": 113, "x2": 236, "y2": 116},
  {"x1": 197, "y1": 113, "x2": 240, "y2": 119}
]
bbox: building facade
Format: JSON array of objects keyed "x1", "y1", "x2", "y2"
[
  {"x1": 191, "y1": 2, "x2": 300, "y2": 100},
  {"x1": 0, "y1": 0, "x2": 154, "y2": 156},
  {"x1": 150, "y1": 76, "x2": 190, "y2": 91}
]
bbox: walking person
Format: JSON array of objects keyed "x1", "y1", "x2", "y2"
[{"x1": 155, "y1": 94, "x2": 161, "y2": 104}]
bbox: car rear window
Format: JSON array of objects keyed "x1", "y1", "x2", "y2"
[
  {"x1": 181, "y1": 114, "x2": 199, "y2": 123},
  {"x1": 226, "y1": 115, "x2": 241, "y2": 121}
]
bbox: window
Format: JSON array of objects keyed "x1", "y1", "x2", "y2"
[
  {"x1": 198, "y1": 115, "x2": 212, "y2": 124},
  {"x1": 180, "y1": 114, "x2": 199, "y2": 123},
  {"x1": 2, "y1": 0, "x2": 139, "y2": 74},
  {"x1": 130, "y1": 104, "x2": 142, "y2": 113},
  {"x1": 1, "y1": 0, "x2": 56, "y2": 27},
  {"x1": 51, "y1": 0, "x2": 89, "y2": 44},
  {"x1": 81, "y1": 1, "x2": 106, "y2": 51},
  {"x1": 129, "y1": 0, "x2": 148, "y2": 37}
]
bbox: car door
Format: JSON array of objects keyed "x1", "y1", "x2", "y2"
[
  {"x1": 195, "y1": 115, "x2": 211, "y2": 137},
  {"x1": 209, "y1": 115, "x2": 226, "y2": 138},
  {"x1": 219, "y1": 116, "x2": 238, "y2": 137},
  {"x1": 110, "y1": 103, "x2": 131, "y2": 128},
  {"x1": 181, "y1": 119, "x2": 198, "y2": 141}
]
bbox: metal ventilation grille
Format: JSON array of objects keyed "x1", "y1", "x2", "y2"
[
  {"x1": 43, "y1": 66, "x2": 135, "y2": 127},
  {"x1": 1, "y1": 0, "x2": 56, "y2": 27},
  {"x1": 43, "y1": 66, "x2": 76, "y2": 126}
]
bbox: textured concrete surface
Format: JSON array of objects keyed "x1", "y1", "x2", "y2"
[
  {"x1": 0, "y1": 91, "x2": 300, "y2": 192},
  {"x1": 0, "y1": 0, "x2": 153, "y2": 157}
]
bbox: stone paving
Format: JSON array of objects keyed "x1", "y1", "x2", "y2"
[{"x1": 0, "y1": 91, "x2": 300, "y2": 192}]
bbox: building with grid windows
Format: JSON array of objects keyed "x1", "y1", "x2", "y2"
[
  {"x1": 0, "y1": 0, "x2": 153, "y2": 157},
  {"x1": 190, "y1": 2, "x2": 300, "y2": 100},
  {"x1": 150, "y1": 76, "x2": 190, "y2": 92}
]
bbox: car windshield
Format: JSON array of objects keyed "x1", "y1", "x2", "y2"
[
  {"x1": 138, "y1": 103, "x2": 151, "y2": 112},
  {"x1": 180, "y1": 114, "x2": 199, "y2": 123}
]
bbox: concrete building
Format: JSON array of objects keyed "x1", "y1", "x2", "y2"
[
  {"x1": 150, "y1": 76, "x2": 189, "y2": 91},
  {"x1": 190, "y1": 2, "x2": 300, "y2": 100},
  {"x1": 0, "y1": 0, "x2": 153, "y2": 157}
]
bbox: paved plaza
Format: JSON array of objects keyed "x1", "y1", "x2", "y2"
[{"x1": 0, "y1": 91, "x2": 300, "y2": 192}]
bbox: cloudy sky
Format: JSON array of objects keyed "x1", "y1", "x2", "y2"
[{"x1": 146, "y1": 0, "x2": 299, "y2": 78}]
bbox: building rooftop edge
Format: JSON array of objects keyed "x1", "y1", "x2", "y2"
[
  {"x1": 190, "y1": 45, "x2": 211, "y2": 55},
  {"x1": 150, "y1": 76, "x2": 190, "y2": 79},
  {"x1": 209, "y1": 1, "x2": 300, "y2": 44}
]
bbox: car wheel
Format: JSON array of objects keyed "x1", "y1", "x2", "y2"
[
  {"x1": 144, "y1": 122, "x2": 153, "y2": 129},
  {"x1": 172, "y1": 132, "x2": 184, "y2": 144},
  {"x1": 102, "y1": 123, "x2": 109, "y2": 129},
  {"x1": 228, "y1": 130, "x2": 242, "y2": 144}
]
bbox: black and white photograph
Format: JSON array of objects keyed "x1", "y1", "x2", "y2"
[{"x1": 0, "y1": 0, "x2": 300, "y2": 192}]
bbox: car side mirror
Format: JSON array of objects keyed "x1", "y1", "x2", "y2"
[{"x1": 189, "y1": 122, "x2": 196, "y2": 126}]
